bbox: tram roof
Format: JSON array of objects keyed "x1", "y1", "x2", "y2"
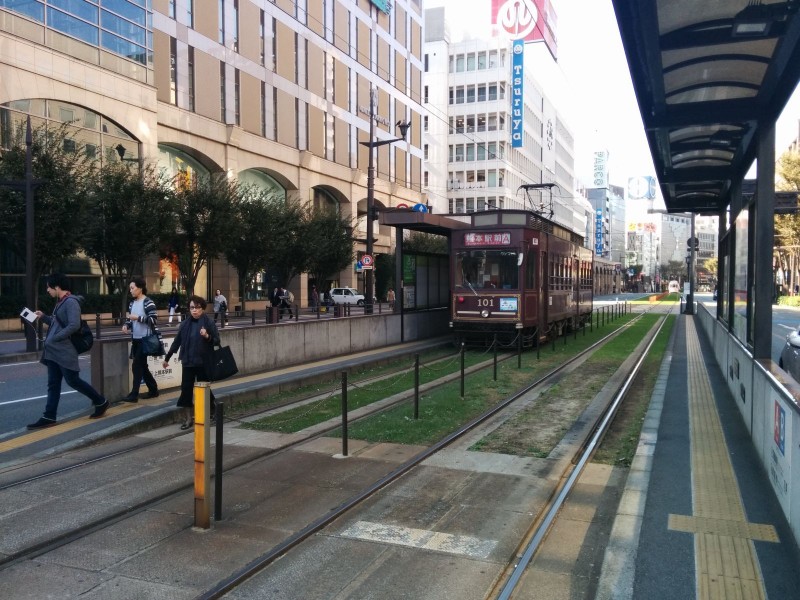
[{"x1": 611, "y1": 0, "x2": 800, "y2": 213}]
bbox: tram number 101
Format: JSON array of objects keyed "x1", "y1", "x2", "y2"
[{"x1": 478, "y1": 298, "x2": 494, "y2": 307}]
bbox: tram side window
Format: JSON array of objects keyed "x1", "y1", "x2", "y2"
[{"x1": 456, "y1": 250, "x2": 519, "y2": 289}]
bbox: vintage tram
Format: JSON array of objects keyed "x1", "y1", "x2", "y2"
[{"x1": 450, "y1": 209, "x2": 593, "y2": 346}]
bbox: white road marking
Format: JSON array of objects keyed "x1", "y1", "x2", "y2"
[
  {"x1": 0, "y1": 391, "x2": 76, "y2": 406},
  {"x1": 339, "y1": 520, "x2": 497, "y2": 559}
]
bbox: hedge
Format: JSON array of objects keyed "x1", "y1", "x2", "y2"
[{"x1": 1, "y1": 292, "x2": 187, "y2": 319}]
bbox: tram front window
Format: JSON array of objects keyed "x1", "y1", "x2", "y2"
[{"x1": 456, "y1": 250, "x2": 519, "y2": 290}]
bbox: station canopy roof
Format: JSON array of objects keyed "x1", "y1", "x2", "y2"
[{"x1": 612, "y1": 0, "x2": 800, "y2": 213}]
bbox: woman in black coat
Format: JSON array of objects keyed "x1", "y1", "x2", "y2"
[{"x1": 162, "y1": 294, "x2": 220, "y2": 429}]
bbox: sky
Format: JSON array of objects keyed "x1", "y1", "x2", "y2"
[{"x1": 424, "y1": 0, "x2": 800, "y2": 213}]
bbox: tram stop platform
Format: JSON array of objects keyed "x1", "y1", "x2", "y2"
[{"x1": 596, "y1": 313, "x2": 800, "y2": 600}]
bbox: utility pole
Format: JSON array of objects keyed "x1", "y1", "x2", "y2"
[{"x1": 359, "y1": 85, "x2": 410, "y2": 314}]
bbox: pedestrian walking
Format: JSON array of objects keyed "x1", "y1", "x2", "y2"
[
  {"x1": 310, "y1": 285, "x2": 319, "y2": 310},
  {"x1": 213, "y1": 289, "x2": 228, "y2": 327},
  {"x1": 387, "y1": 287, "x2": 396, "y2": 309},
  {"x1": 27, "y1": 273, "x2": 109, "y2": 429},
  {"x1": 168, "y1": 287, "x2": 181, "y2": 325},
  {"x1": 162, "y1": 295, "x2": 220, "y2": 429},
  {"x1": 121, "y1": 277, "x2": 159, "y2": 402}
]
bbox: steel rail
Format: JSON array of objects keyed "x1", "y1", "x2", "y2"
[{"x1": 495, "y1": 314, "x2": 670, "y2": 600}]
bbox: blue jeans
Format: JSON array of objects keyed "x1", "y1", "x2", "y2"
[{"x1": 44, "y1": 360, "x2": 105, "y2": 420}]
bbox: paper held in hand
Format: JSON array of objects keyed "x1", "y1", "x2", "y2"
[{"x1": 20, "y1": 308, "x2": 37, "y2": 324}]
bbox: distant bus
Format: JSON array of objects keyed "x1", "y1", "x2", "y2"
[{"x1": 668, "y1": 280, "x2": 680, "y2": 293}]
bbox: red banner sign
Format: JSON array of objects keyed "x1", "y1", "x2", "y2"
[{"x1": 492, "y1": 0, "x2": 558, "y2": 59}]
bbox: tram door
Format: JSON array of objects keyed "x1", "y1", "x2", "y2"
[{"x1": 540, "y1": 251, "x2": 548, "y2": 336}]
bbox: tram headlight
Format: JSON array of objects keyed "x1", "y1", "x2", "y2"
[{"x1": 481, "y1": 310, "x2": 490, "y2": 318}]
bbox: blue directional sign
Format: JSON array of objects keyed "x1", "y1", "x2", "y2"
[{"x1": 412, "y1": 203, "x2": 428, "y2": 213}]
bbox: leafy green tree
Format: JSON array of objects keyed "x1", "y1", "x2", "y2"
[
  {"x1": 776, "y1": 150, "x2": 800, "y2": 294},
  {"x1": 261, "y1": 200, "x2": 306, "y2": 289},
  {"x1": 224, "y1": 187, "x2": 283, "y2": 310},
  {"x1": 168, "y1": 175, "x2": 239, "y2": 295},
  {"x1": 403, "y1": 231, "x2": 448, "y2": 254},
  {"x1": 82, "y1": 160, "x2": 177, "y2": 315},
  {"x1": 303, "y1": 205, "x2": 354, "y2": 295},
  {"x1": 0, "y1": 124, "x2": 93, "y2": 296},
  {"x1": 660, "y1": 260, "x2": 685, "y2": 281}
]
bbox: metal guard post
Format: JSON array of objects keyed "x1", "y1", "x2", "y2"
[{"x1": 193, "y1": 382, "x2": 212, "y2": 529}]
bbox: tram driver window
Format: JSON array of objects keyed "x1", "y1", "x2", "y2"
[{"x1": 456, "y1": 250, "x2": 519, "y2": 289}]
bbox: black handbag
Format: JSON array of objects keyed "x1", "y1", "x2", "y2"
[
  {"x1": 211, "y1": 344, "x2": 238, "y2": 381},
  {"x1": 140, "y1": 325, "x2": 165, "y2": 356}
]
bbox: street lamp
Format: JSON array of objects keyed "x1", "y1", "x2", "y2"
[{"x1": 359, "y1": 86, "x2": 410, "y2": 314}]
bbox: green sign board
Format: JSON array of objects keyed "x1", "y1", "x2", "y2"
[
  {"x1": 403, "y1": 255, "x2": 416, "y2": 285},
  {"x1": 371, "y1": 0, "x2": 392, "y2": 15}
]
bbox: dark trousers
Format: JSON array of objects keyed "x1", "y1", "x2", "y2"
[
  {"x1": 130, "y1": 339, "x2": 158, "y2": 396},
  {"x1": 279, "y1": 300, "x2": 293, "y2": 319},
  {"x1": 44, "y1": 360, "x2": 105, "y2": 420},
  {"x1": 176, "y1": 364, "x2": 216, "y2": 415}
]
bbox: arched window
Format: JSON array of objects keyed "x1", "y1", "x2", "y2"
[
  {"x1": 239, "y1": 169, "x2": 286, "y2": 200},
  {"x1": 157, "y1": 145, "x2": 210, "y2": 188},
  {"x1": 1, "y1": 99, "x2": 137, "y2": 164}
]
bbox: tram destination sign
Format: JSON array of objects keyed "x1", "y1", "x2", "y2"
[{"x1": 464, "y1": 232, "x2": 512, "y2": 246}]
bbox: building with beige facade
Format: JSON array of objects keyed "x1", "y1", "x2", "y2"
[{"x1": 0, "y1": 0, "x2": 425, "y2": 304}]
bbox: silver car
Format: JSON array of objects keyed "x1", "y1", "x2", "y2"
[
  {"x1": 329, "y1": 287, "x2": 365, "y2": 306},
  {"x1": 779, "y1": 327, "x2": 800, "y2": 381}
]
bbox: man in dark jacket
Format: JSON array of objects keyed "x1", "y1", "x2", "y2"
[{"x1": 28, "y1": 273, "x2": 109, "y2": 429}]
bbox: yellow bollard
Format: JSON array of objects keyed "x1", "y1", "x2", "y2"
[{"x1": 193, "y1": 382, "x2": 211, "y2": 529}]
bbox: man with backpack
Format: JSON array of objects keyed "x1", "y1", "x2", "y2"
[{"x1": 27, "y1": 273, "x2": 109, "y2": 429}]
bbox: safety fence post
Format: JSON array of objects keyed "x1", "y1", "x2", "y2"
[
  {"x1": 95, "y1": 313, "x2": 102, "y2": 339},
  {"x1": 250, "y1": 310, "x2": 256, "y2": 325},
  {"x1": 414, "y1": 354, "x2": 420, "y2": 419},
  {"x1": 341, "y1": 371, "x2": 348, "y2": 457},
  {"x1": 460, "y1": 343, "x2": 465, "y2": 399},
  {"x1": 493, "y1": 334, "x2": 498, "y2": 381},
  {"x1": 214, "y1": 400, "x2": 224, "y2": 522},
  {"x1": 193, "y1": 382, "x2": 212, "y2": 529}
]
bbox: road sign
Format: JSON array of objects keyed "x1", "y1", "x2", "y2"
[
  {"x1": 412, "y1": 203, "x2": 428, "y2": 213},
  {"x1": 397, "y1": 203, "x2": 410, "y2": 209},
  {"x1": 361, "y1": 254, "x2": 374, "y2": 269}
]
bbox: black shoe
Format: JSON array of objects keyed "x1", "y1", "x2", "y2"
[
  {"x1": 142, "y1": 390, "x2": 159, "y2": 399},
  {"x1": 122, "y1": 394, "x2": 139, "y2": 403},
  {"x1": 27, "y1": 417, "x2": 57, "y2": 430},
  {"x1": 89, "y1": 399, "x2": 109, "y2": 419}
]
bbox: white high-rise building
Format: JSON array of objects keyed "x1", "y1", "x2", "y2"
[{"x1": 422, "y1": 7, "x2": 590, "y2": 239}]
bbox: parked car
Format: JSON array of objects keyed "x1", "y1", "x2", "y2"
[
  {"x1": 329, "y1": 287, "x2": 365, "y2": 306},
  {"x1": 779, "y1": 326, "x2": 800, "y2": 381}
]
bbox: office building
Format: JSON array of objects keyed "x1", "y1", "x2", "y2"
[{"x1": 0, "y1": 0, "x2": 425, "y2": 300}]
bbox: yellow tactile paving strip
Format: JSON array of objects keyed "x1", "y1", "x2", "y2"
[
  {"x1": 0, "y1": 401, "x2": 143, "y2": 452},
  {"x1": 668, "y1": 318, "x2": 778, "y2": 600}
]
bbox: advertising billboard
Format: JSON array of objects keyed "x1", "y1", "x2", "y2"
[
  {"x1": 511, "y1": 39, "x2": 524, "y2": 148},
  {"x1": 493, "y1": 0, "x2": 558, "y2": 59}
]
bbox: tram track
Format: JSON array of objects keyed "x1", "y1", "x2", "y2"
[{"x1": 0, "y1": 301, "x2": 668, "y2": 594}]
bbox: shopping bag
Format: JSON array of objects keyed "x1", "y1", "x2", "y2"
[{"x1": 211, "y1": 345, "x2": 238, "y2": 381}]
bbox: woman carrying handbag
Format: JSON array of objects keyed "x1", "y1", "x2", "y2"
[
  {"x1": 162, "y1": 294, "x2": 220, "y2": 429},
  {"x1": 122, "y1": 277, "x2": 159, "y2": 402}
]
